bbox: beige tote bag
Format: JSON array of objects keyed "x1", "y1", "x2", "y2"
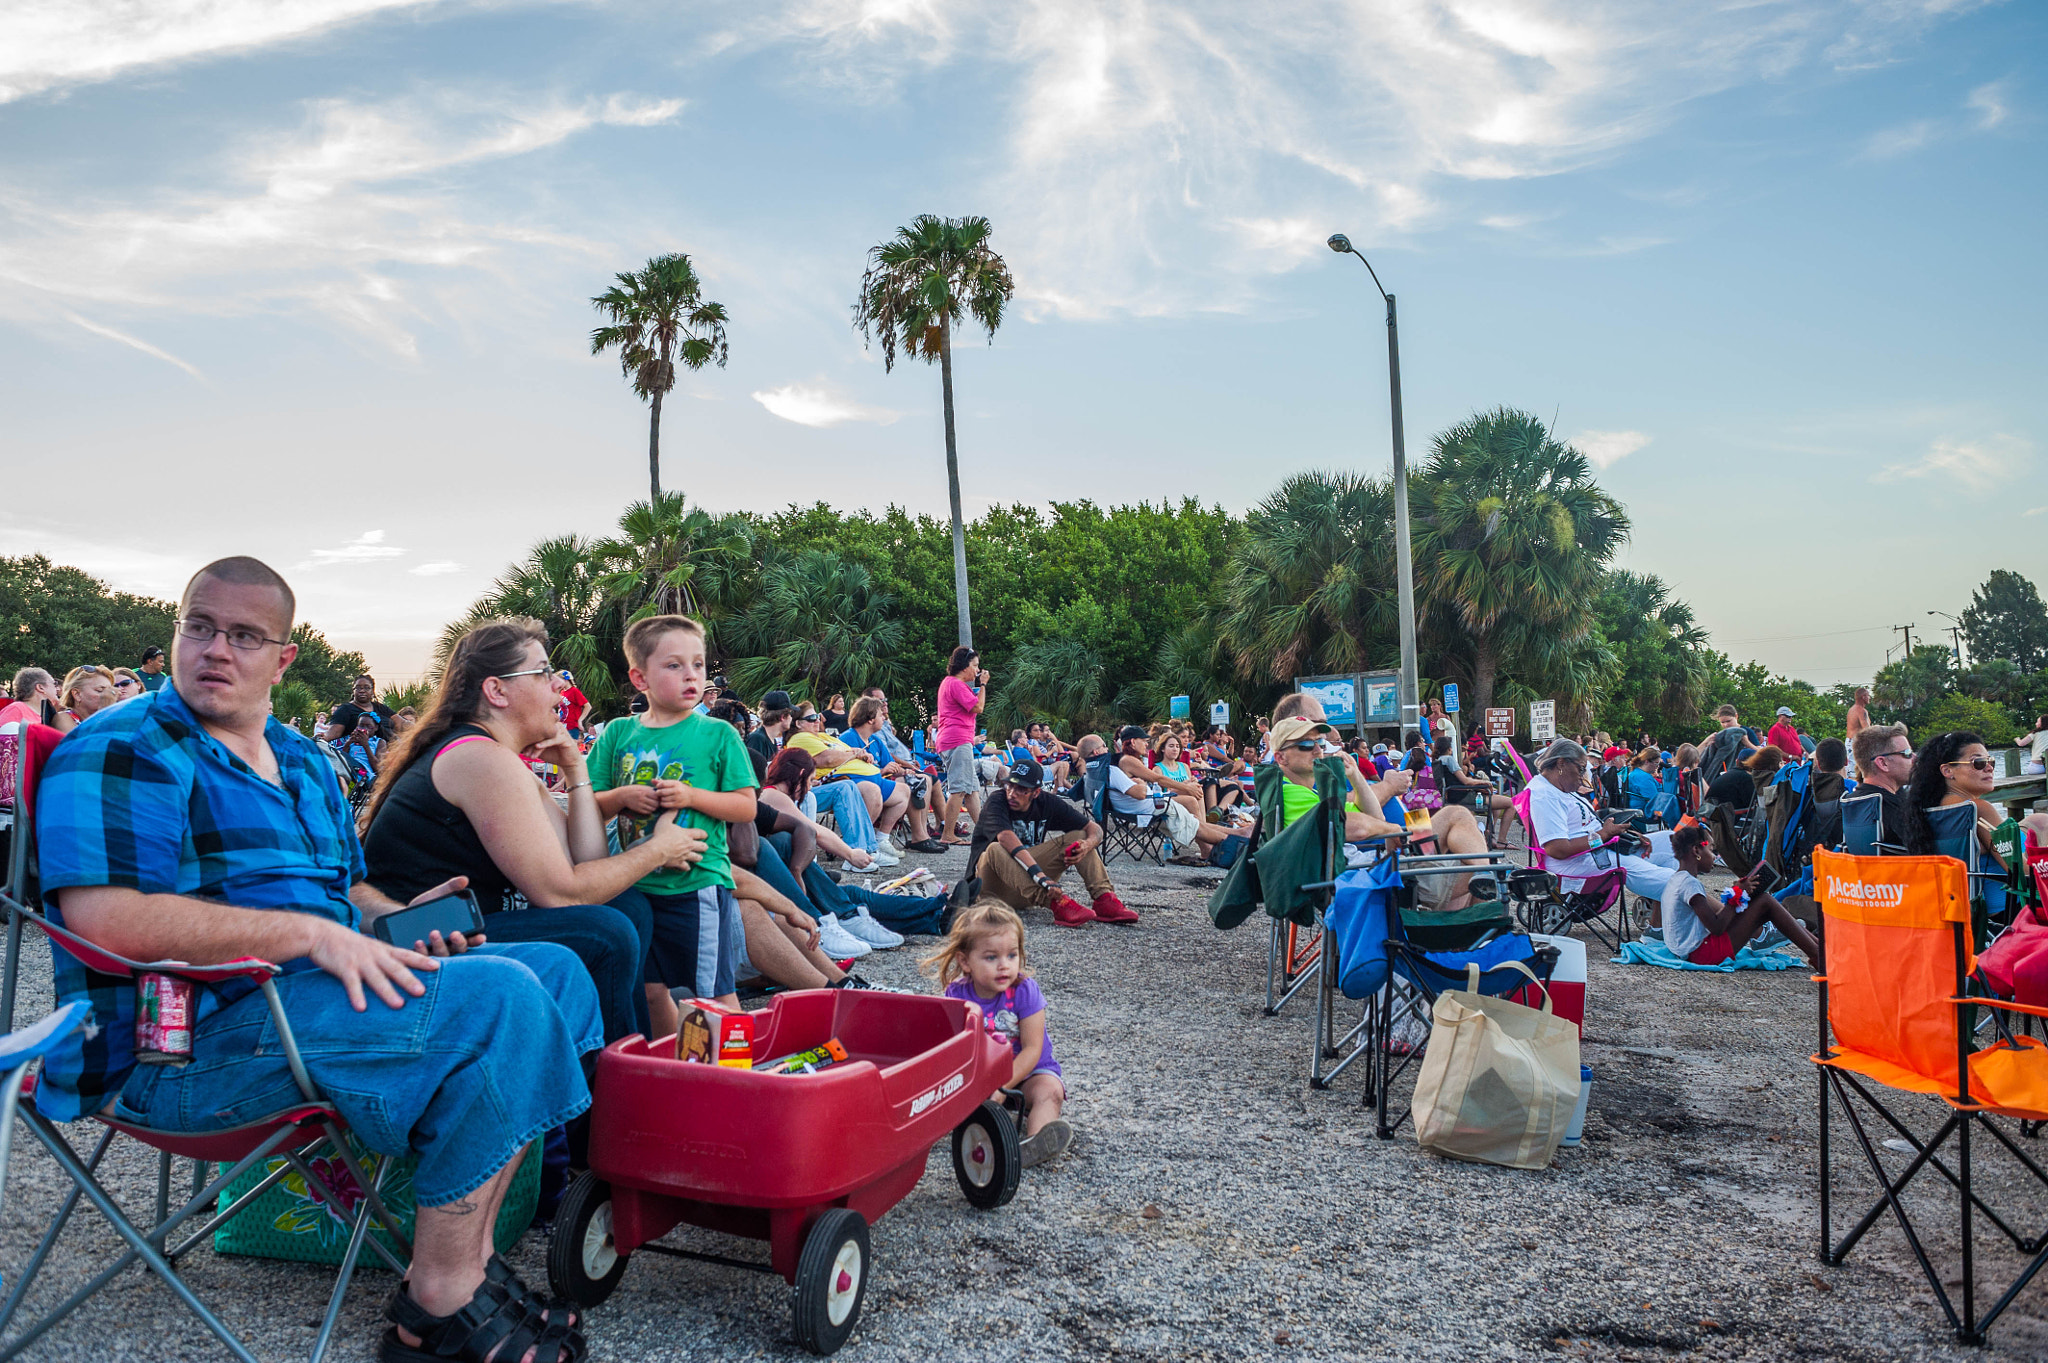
[{"x1": 1411, "y1": 960, "x2": 1581, "y2": 1169}]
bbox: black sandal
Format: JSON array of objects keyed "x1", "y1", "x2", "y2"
[
  {"x1": 486, "y1": 1254, "x2": 578, "y2": 1329},
  {"x1": 381, "y1": 1272, "x2": 587, "y2": 1363}
]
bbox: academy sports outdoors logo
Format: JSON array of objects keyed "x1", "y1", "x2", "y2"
[{"x1": 1825, "y1": 876, "x2": 1907, "y2": 907}]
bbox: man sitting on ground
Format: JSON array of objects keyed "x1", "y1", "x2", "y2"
[
  {"x1": 1660, "y1": 823, "x2": 1821, "y2": 968},
  {"x1": 970, "y1": 758, "x2": 1137, "y2": 929},
  {"x1": 37, "y1": 557, "x2": 601, "y2": 1361}
]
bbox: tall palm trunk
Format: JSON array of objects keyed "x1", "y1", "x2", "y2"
[
  {"x1": 647, "y1": 387, "x2": 664, "y2": 503},
  {"x1": 938, "y1": 316, "x2": 973, "y2": 647},
  {"x1": 1472, "y1": 635, "x2": 1500, "y2": 714}
]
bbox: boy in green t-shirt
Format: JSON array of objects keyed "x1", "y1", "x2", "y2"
[{"x1": 590, "y1": 614, "x2": 758, "y2": 1035}]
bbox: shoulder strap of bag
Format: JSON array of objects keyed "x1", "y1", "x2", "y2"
[{"x1": 1463, "y1": 958, "x2": 1552, "y2": 1013}]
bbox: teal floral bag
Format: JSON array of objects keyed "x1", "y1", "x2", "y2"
[{"x1": 213, "y1": 1135, "x2": 539, "y2": 1266}]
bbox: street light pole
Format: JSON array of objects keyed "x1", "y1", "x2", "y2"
[
  {"x1": 1928, "y1": 610, "x2": 1966, "y2": 667},
  {"x1": 1328, "y1": 233, "x2": 1420, "y2": 740}
]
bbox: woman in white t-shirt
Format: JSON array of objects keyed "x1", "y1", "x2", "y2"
[
  {"x1": 2024, "y1": 713, "x2": 2048, "y2": 776},
  {"x1": 1527, "y1": 738, "x2": 1677, "y2": 900}
]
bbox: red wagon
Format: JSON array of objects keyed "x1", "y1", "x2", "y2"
[{"x1": 547, "y1": 989, "x2": 1022, "y2": 1354}]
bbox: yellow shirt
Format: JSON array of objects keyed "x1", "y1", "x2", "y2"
[{"x1": 786, "y1": 731, "x2": 882, "y2": 778}]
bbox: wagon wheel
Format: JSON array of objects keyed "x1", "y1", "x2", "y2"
[
  {"x1": 951, "y1": 1099, "x2": 1021, "y2": 1209},
  {"x1": 547, "y1": 1171, "x2": 630, "y2": 1308},
  {"x1": 792, "y1": 1208, "x2": 870, "y2": 1356}
]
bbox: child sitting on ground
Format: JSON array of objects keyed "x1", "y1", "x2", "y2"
[
  {"x1": 1659, "y1": 823, "x2": 1822, "y2": 968},
  {"x1": 923, "y1": 901, "x2": 1072, "y2": 1169}
]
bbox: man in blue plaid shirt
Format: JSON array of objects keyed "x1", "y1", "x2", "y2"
[{"x1": 36, "y1": 556, "x2": 601, "y2": 1359}]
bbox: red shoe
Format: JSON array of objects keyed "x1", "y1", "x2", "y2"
[
  {"x1": 1049, "y1": 894, "x2": 1097, "y2": 928},
  {"x1": 1090, "y1": 891, "x2": 1139, "y2": 925}
]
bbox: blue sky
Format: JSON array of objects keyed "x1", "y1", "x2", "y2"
[{"x1": 2, "y1": 0, "x2": 2041, "y2": 688}]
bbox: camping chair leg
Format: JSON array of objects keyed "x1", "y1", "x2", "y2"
[
  {"x1": 0, "y1": 1123, "x2": 116, "y2": 1334},
  {"x1": 1818, "y1": 1068, "x2": 1831, "y2": 1263},
  {"x1": 1834, "y1": 1072, "x2": 2034, "y2": 1251},
  {"x1": 1976, "y1": 1217, "x2": 2048, "y2": 1339},
  {"x1": 155, "y1": 1149, "x2": 172, "y2": 1228},
  {"x1": 0, "y1": 910, "x2": 20, "y2": 1033},
  {"x1": 1962, "y1": 1114, "x2": 1978, "y2": 1344},
  {"x1": 0, "y1": 1110, "x2": 262, "y2": 1363},
  {"x1": 310, "y1": 1153, "x2": 392, "y2": 1363},
  {"x1": 1265, "y1": 918, "x2": 1283, "y2": 1016},
  {"x1": 1965, "y1": 1118, "x2": 2048, "y2": 1253},
  {"x1": 1825, "y1": 1075, "x2": 1966, "y2": 1338}
]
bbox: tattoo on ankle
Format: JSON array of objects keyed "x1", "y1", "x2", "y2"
[{"x1": 428, "y1": 1197, "x2": 480, "y2": 1216}]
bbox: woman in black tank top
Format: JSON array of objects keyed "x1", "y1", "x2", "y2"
[{"x1": 359, "y1": 621, "x2": 706, "y2": 1042}]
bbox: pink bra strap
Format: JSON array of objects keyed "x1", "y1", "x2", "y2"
[{"x1": 439, "y1": 734, "x2": 494, "y2": 754}]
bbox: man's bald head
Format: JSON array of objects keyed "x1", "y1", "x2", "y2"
[
  {"x1": 1273, "y1": 691, "x2": 1325, "y2": 724},
  {"x1": 182, "y1": 557, "x2": 295, "y2": 636}
]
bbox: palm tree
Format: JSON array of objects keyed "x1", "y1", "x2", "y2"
[
  {"x1": 1410, "y1": 408, "x2": 1629, "y2": 713},
  {"x1": 444, "y1": 534, "x2": 618, "y2": 705},
  {"x1": 591, "y1": 492, "x2": 754, "y2": 627},
  {"x1": 852, "y1": 215, "x2": 1015, "y2": 648},
  {"x1": 590, "y1": 254, "x2": 730, "y2": 503},
  {"x1": 722, "y1": 551, "x2": 907, "y2": 702},
  {"x1": 1216, "y1": 470, "x2": 1397, "y2": 682}
]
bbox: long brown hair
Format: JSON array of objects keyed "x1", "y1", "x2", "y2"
[
  {"x1": 764, "y1": 747, "x2": 817, "y2": 802},
  {"x1": 358, "y1": 617, "x2": 548, "y2": 832}
]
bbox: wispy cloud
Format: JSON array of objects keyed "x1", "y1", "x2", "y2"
[
  {"x1": 299, "y1": 529, "x2": 405, "y2": 567},
  {"x1": 742, "y1": 0, "x2": 1982, "y2": 317},
  {"x1": 408, "y1": 560, "x2": 463, "y2": 576},
  {"x1": 63, "y1": 311, "x2": 205, "y2": 380},
  {"x1": 1571, "y1": 429, "x2": 1652, "y2": 470},
  {"x1": 0, "y1": 91, "x2": 684, "y2": 354},
  {"x1": 0, "y1": 0, "x2": 460, "y2": 104},
  {"x1": 1861, "y1": 119, "x2": 1937, "y2": 159},
  {"x1": 1875, "y1": 433, "x2": 2032, "y2": 492},
  {"x1": 752, "y1": 384, "x2": 902, "y2": 428},
  {"x1": 1968, "y1": 79, "x2": 2012, "y2": 130},
  {"x1": 2024, "y1": 506, "x2": 2047, "y2": 518}
]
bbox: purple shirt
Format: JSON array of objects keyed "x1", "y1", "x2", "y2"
[{"x1": 944, "y1": 976, "x2": 1056, "y2": 1073}]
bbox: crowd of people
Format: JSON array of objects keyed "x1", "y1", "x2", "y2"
[{"x1": 5, "y1": 556, "x2": 2048, "y2": 1362}]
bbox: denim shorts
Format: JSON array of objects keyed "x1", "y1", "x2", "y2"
[
  {"x1": 113, "y1": 942, "x2": 601, "y2": 1206},
  {"x1": 844, "y1": 773, "x2": 899, "y2": 803}
]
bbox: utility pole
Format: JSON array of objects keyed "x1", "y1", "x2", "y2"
[
  {"x1": 1928, "y1": 610, "x2": 1966, "y2": 667},
  {"x1": 1893, "y1": 623, "x2": 1915, "y2": 658}
]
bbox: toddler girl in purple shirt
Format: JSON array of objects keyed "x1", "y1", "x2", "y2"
[{"x1": 924, "y1": 900, "x2": 1071, "y2": 1169}]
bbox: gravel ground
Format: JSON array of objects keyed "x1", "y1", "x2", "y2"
[{"x1": 3, "y1": 842, "x2": 2047, "y2": 1361}]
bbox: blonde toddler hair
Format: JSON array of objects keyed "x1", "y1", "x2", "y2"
[{"x1": 920, "y1": 900, "x2": 1031, "y2": 990}]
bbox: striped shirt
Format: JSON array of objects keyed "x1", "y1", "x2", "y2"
[{"x1": 34, "y1": 684, "x2": 363, "y2": 1120}]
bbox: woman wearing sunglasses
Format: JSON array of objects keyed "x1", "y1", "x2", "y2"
[{"x1": 1901, "y1": 730, "x2": 2006, "y2": 859}]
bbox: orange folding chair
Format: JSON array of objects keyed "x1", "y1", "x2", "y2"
[{"x1": 1813, "y1": 848, "x2": 2048, "y2": 1344}]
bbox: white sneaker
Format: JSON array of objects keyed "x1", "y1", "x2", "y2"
[
  {"x1": 817, "y1": 914, "x2": 873, "y2": 959},
  {"x1": 839, "y1": 908, "x2": 905, "y2": 949},
  {"x1": 844, "y1": 858, "x2": 881, "y2": 875},
  {"x1": 867, "y1": 848, "x2": 902, "y2": 868}
]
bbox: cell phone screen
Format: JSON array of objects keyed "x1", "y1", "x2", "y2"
[{"x1": 372, "y1": 891, "x2": 484, "y2": 946}]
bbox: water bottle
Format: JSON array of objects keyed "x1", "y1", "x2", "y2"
[{"x1": 1561, "y1": 1065, "x2": 1593, "y2": 1147}]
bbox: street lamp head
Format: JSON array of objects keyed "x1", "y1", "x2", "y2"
[{"x1": 1327, "y1": 233, "x2": 1353, "y2": 254}]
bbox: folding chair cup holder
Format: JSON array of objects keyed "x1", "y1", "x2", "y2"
[{"x1": 0, "y1": 724, "x2": 411, "y2": 1363}]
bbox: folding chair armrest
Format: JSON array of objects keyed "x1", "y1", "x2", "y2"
[
  {"x1": 27, "y1": 911, "x2": 280, "y2": 984},
  {"x1": 1949, "y1": 995, "x2": 2048, "y2": 1022}
]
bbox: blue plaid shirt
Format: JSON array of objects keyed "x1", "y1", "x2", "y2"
[{"x1": 34, "y1": 684, "x2": 364, "y2": 1120}]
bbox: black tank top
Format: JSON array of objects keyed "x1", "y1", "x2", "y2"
[{"x1": 361, "y1": 725, "x2": 520, "y2": 913}]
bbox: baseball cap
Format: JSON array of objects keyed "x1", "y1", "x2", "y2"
[
  {"x1": 1270, "y1": 716, "x2": 1334, "y2": 749},
  {"x1": 141, "y1": 646, "x2": 165, "y2": 662},
  {"x1": 1117, "y1": 725, "x2": 1148, "y2": 743},
  {"x1": 1006, "y1": 757, "x2": 1044, "y2": 787},
  {"x1": 1775, "y1": 706, "x2": 1795, "y2": 718},
  {"x1": 1371, "y1": 743, "x2": 1389, "y2": 755},
  {"x1": 761, "y1": 689, "x2": 795, "y2": 712}
]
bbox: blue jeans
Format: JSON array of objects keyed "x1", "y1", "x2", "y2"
[
  {"x1": 114, "y1": 942, "x2": 600, "y2": 1206},
  {"x1": 481, "y1": 898, "x2": 651, "y2": 1041},
  {"x1": 759, "y1": 833, "x2": 946, "y2": 936},
  {"x1": 810, "y1": 781, "x2": 877, "y2": 852}
]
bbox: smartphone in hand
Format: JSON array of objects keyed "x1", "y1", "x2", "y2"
[{"x1": 372, "y1": 891, "x2": 485, "y2": 946}]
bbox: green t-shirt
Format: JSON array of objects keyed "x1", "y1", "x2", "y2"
[
  {"x1": 589, "y1": 710, "x2": 757, "y2": 895},
  {"x1": 1277, "y1": 779, "x2": 1362, "y2": 830}
]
